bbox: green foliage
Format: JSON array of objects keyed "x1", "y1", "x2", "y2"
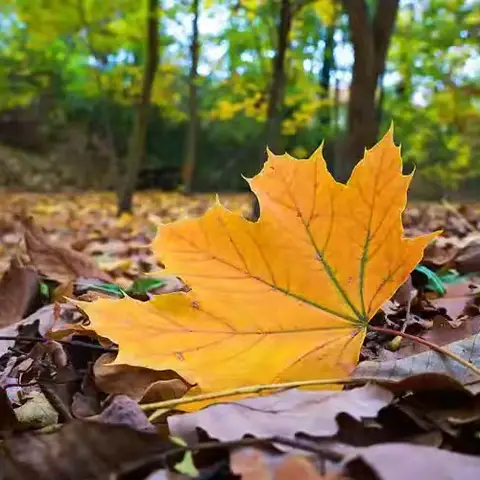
[
  {"x1": 0, "y1": 0, "x2": 478, "y2": 194},
  {"x1": 385, "y1": 0, "x2": 479, "y2": 190}
]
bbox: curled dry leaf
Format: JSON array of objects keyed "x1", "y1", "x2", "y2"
[
  {"x1": 0, "y1": 257, "x2": 39, "y2": 327},
  {"x1": 22, "y1": 216, "x2": 113, "y2": 284},
  {"x1": 94, "y1": 353, "x2": 190, "y2": 404},
  {"x1": 70, "y1": 128, "x2": 437, "y2": 398},
  {"x1": 0, "y1": 303, "x2": 81, "y2": 358}
]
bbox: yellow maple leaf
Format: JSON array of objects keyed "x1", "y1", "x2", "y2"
[{"x1": 76, "y1": 127, "x2": 437, "y2": 397}]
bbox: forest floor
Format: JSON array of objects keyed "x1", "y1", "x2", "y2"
[
  {"x1": 0, "y1": 191, "x2": 252, "y2": 281},
  {"x1": 0, "y1": 191, "x2": 480, "y2": 479}
]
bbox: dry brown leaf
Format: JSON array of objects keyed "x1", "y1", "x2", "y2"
[
  {"x1": 353, "y1": 332, "x2": 480, "y2": 392},
  {"x1": 0, "y1": 303, "x2": 82, "y2": 358},
  {"x1": 22, "y1": 216, "x2": 113, "y2": 284},
  {"x1": 453, "y1": 241, "x2": 480, "y2": 274},
  {"x1": 230, "y1": 449, "x2": 271, "y2": 480},
  {"x1": 94, "y1": 353, "x2": 190, "y2": 403},
  {"x1": 0, "y1": 387, "x2": 19, "y2": 432},
  {"x1": 231, "y1": 450, "x2": 342, "y2": 480},
  {"x1": 345, "y1": 443, "x2": 480, "y2": 480},
  {"x1": 168, "y1": 384, "x2": 393, "y2": 444},
  {"x1": 274, "y1": 456, "x2": 338, "y2": 480},
  {"x1": 0, "y1": 258, "x2": 39, "y2": 327},
  {"x1": 0, "y1": 420, "x2": 170, "y2": 479},
  {"x1": 96, "y1": 394, "x2": 157, "y2": 433}
]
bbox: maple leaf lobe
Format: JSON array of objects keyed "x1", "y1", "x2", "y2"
[{"x1": 79, "y1": 126, "x2": 438, "y2": 399}]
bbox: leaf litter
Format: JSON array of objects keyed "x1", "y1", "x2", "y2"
[{"x1": 0, "y1": 131, "x2": 480, "y2": 478}]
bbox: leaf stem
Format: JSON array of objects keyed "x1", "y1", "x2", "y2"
[
  {"x1": 368, "y1": 325, "x2": 480, "y2": 377},
  {"x1": 140, "y1": 376, "x2": 387, "y2": 412}
]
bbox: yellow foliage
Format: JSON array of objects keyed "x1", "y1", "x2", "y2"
[
  {"x1": 211, "y1": 100, "x2": 243, "y2": 120},
  {"x1": 77, "y1": 128, "x2": 437, "y2": 403},
  {"x1": 311, "y1": 0, "x2": 338, "y2": 25},
  {"x1": 291, "y1": 146, "x2": 309, "y2": 158}
]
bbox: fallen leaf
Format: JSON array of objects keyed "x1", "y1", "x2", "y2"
[
  {"x1": 352, "y1": 333, "x2": 480, "y2": 393},
  {"x1": 96, "y1": 257, "x2": 132, "y2": 273},
  {"x1": 76, "y1": 128, "x2": 437, "y2": 397},
  {"x1": 0, "y1": 387, "x2": 19, "y2": 431},
  {"x1": 71, "y1": 391, "x2": 102, "y2": 419},
  {"x1": 22, "y1": 216, "x2": 113, "y2": 284},
  {"x1": 391, "y1": 275, "x2": 414, "y2": 306},
  {"x1": 0, "y1": 258, "x2": 40, "y2": 327},
  {"x1": 395, "y1": 315, "x2": 480, "y2": 358},
  {"x1": 453, "y1": 241, "x2": 480, "y2": 274},
  {"x1": 96, "y1": 394, "x2": 157, "y2": 433},
  {"x1": 274, "y1": 456, "x2": 337, "y2": 480},
  {"x1": 231, "y1": 450, "x2": 333, "y2": 480},
  {"x1": 14, "y1": 391, "x2": 59, "y2": 429},
  {"x1": 0, "y1": 420, "x2": 171, "y2": 479},
  {"x1": 168, "y1": 384, "x2": 393, "y2": 444},
  {"x1": 0, "y1": 303, "x2": 82, "y2": 358},
  {"x1": 344, "y1": 443, "x2": 480, "y2": 480},
  {"x1": 230, "y1": 449, "x2": 271, "y2": 480},
  {"x1": 94, "y1": 353, "x2": 190, "y2": 403}
]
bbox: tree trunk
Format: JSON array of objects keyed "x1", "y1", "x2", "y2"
[
  {"x1": 340, "y1": 0, "x2": 399, "y2": 182},
  {"x1": 264, "y1": 0, "x2": 293, "y2": 156},
  {"x1": 319, "y1": 23, "x2": 335, "y2": 127},
  {"x1": 117, "y1": 0, "x2": 160, "y2": 214},
  {"x1": 181, "y1": 0, "x2": 201, "y2": 194},
  {"x1": 252, "y1": 0, "x2": 293, "y2": 219}
]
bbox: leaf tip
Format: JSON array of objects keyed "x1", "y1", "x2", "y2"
[
  {"x1": 241, "y1": 173, "x2": 253, "y2": 185},
  {"x1": 309, "y1": 142, "x2": 325, "y2": 162}
]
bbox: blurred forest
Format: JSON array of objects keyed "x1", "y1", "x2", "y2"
[{"x1": 0, "y1": 0, "x2": 478, "y2": 212}]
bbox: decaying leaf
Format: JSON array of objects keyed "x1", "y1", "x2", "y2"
[
  {"x1": 0, "y1": 387, "x2": 19, "y2": 431},
  {"x1": 0, "y1": 258, "x2": 40, "y2": 328},
  {"x1": 94, "y1": 353, "x2": 190, "y2": 404},
  {"x1": 352, "y1": 333, "x2": 480, "y2": 393},
  {"x1": 72, "y1": 129, "x2": 437, "y2": 396},
  {"x1": 344, "y1": 443, "x2": 480, "y2": 480},
  {"x1": 22, "y1": 216, "x2": 113, "y2": 284},
  {"x1": 0, "y1": 303, "x2": 82, "y2": 358},
  {"x1": 0, "y1": 420, "x2": 171, "y2": 480},
  {"x1": 168, "y1": 384, "x2": 393, "y2": 443},
  {"x1": 96, "y1": 394, "x2": 157, "y2": 433},
  {"x1": 231, "y1": 450, "x2": 335, "y2": 480},
  {"x1": 14, "y1": 391, "x2": 59, "y2": 429}
]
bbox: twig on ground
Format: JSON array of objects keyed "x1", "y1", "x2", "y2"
[
  {"x1": 117, "y1": 435, "x2": 344, "y2": 476},
  {"x1": 141, "y1": 376, "x2": 389, "y2": 413},
  {"x1": 369, "y1": 325, "x2": 480, "y2": 377},
  {"x1": 0, "y1": 335, "x2": 118, "y2": 353}
]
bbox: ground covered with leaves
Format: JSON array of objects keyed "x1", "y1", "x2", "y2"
[{"x1": 1, "y1": 158, "x2": 480, "y2": 478}]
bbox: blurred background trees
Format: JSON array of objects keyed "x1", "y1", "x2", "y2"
[{"x1": 0, "y1": 0, "x2": 478, "y2": 211}]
